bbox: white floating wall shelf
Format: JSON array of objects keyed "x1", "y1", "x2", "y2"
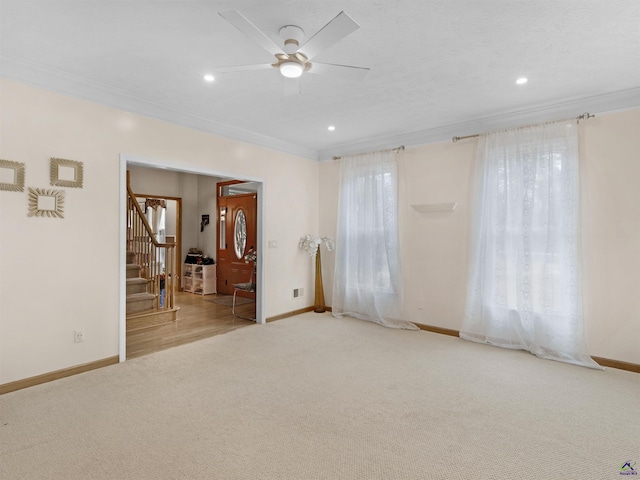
[{"x1": 411, "y1": 202, "x2": 458, "y2": 213}]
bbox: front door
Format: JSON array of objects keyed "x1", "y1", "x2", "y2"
[{"x1": 217, "y1": 190, "x2": 257, "y2": 295}]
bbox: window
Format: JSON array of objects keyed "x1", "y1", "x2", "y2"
[
  {"x1": 332, "y1": 149, "x2": 415, "y2": 330},
  {"x1": 461, "y1": 122, "x2": 599, "y2": 368}
]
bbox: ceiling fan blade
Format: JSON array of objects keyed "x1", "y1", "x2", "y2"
[
  {"x1": 219, "y1": 10, "x2": 284, "y2": 57},
  {"x1": 298, "y1": 11, "x2": 359, "y2": 60},
  {"x1": 215, "y1": 64, "x2": 274, "y2": 73},
  {"x1": 307, "y1": 62, "x2": 370, "y2": 81},
  {"x1": 293, "y1": 52, "x2": 307, "y2": 63}
]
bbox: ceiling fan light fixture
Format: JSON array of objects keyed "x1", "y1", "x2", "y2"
[{"x1": 280, "y1": 61, "x2": 304, "y2": 78}]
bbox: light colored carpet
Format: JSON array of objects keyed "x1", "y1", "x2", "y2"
[
  {"x1": 1, "y1": 313, "x2": 638, "y2": 480},
  {"x1": 203, "y1": 294, "x2": 254, "y2": 306}
]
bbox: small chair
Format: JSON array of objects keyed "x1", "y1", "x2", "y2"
[{"x1": 232, "y1": 265, "x2": 256, "y2": 321}]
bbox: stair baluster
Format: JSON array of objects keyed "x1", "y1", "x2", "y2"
[{"x1": 125, "y1": 173, "x2": 177, "y2": 325}]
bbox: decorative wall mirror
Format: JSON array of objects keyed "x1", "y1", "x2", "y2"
[
  {"x1": 50, "y1": 157, "x2": 83, "y2": 188},
  {"x1": 28, "y1": 187, "x2": 65, "y2": 218},
  {"x1": 234, "y1": 209, "x2": 247, "y2": 259},
  {"x1": 0, "y1": 159, "x2": 25, "y2": 192}
]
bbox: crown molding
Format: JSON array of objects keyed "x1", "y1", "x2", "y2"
[
  {"x1": 318, "y1": 88, "x2": 640, "y2": 161},
  {"x1": 0, "y1": 55, "x2": 320, "y2": 161},
  {"x1": 3, "y1": 56, "x2": 638, "y2": 163}
]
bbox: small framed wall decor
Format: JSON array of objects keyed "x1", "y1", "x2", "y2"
[
  {"x1": 50, "y1": 157, "x2": 83, "y2": 188},
  {"x1": 0, "y1": 159, "x2": 26, "y2": 192},
  {"x1": 28, "y1": 187, "x2": 65, "y2": 218}
]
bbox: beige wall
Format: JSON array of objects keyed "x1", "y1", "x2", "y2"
[
  {"x1": 319, "y1": 108, "x2": 640, "y2": 365},
  {"x1": 0, "y1": 79, "x2": 320, "y2": 384},
  {"x1": 0, "y1": 77, "x2": 637, "y2": 386},
  {"x1": 580, "y1": 109, "x2": 640, "y2": 364}
]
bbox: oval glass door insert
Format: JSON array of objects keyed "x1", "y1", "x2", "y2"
[{"x1": 234, "y1": 209, "x2": 247, "y2": 259}]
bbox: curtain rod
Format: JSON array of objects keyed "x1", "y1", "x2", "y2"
[
  {"x1": 332, "y1": 145, "x2": 405, "y2": 161},
  {"x1": 451, "y1": 113, "x2": 595, "y2": 143}
]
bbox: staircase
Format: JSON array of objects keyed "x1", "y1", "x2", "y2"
[
  {"x1": 126, "y1": 251, "x2": 179, "y2": 331},
  {"x1": 126, "y1": 170, "x2": 179, "y2": 331},
  {"x1": 126, "y1": 251, "x2": 155, "y2": 313}
]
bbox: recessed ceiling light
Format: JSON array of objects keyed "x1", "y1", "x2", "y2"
[
  {"x1": 203, "y1": 74, "x2": 215, "y2": 82},
  {"x1": 328, "y1": 125, "x2": 336, "y2": 132},
  {"x1": 516, "y1": 77, "x2": 528, "y2": 85}
]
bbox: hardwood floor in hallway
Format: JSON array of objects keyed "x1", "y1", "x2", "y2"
[{"x1": 126, "y1": 291, "x2": 256, "y2": 359}]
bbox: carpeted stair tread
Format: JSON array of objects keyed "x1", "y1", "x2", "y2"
[
  {"x1": 126, "y1": 277, "x2": 149, "y2": 295},
  {"x1": 125, "y1": 250, "x2": 165, "y2": 317},
  {"x1": 126, "y1": 292, "x2": 155, "y2": 315},
  {"x1": 127, "y1": 292, "x2": 155, "y2": 301},
  {"x1": 126, "y1": 264, "x2": 142, "y2": 279}
]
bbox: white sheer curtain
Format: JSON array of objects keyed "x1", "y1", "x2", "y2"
[
  {"x1": 332, "y1": 149, "x2": 417, "y2": 330},
  {"x1": 461, "y1": 120, "x2": 600, "y2": 368}
]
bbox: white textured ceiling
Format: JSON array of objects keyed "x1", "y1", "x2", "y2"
[{"x1": 1, "y1": 0, "x2": 639, "y2": 160}]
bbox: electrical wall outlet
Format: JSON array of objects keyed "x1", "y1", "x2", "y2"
[
  {"x1": 293, "y1": 288, "x2": 304, "y2": 298},
  {"x1": 74, "y1": 329, "x2": 85, "y2": 343}
]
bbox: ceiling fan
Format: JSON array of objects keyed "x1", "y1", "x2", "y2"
[{"x1": 216, "y1": 10, "x2": 370, "y2": 84}]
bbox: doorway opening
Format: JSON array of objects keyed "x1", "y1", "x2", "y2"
[{"x1": 119, "y1": 154, "x2": 265, "y2": 362}]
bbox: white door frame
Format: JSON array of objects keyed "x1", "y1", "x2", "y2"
[{"x1": 119, "y1": 153, "x2": 266, "y2": 362}]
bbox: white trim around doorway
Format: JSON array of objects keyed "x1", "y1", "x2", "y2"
[{"x1": 118, "y1": 153, "x2": 266, "y2": 363}]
